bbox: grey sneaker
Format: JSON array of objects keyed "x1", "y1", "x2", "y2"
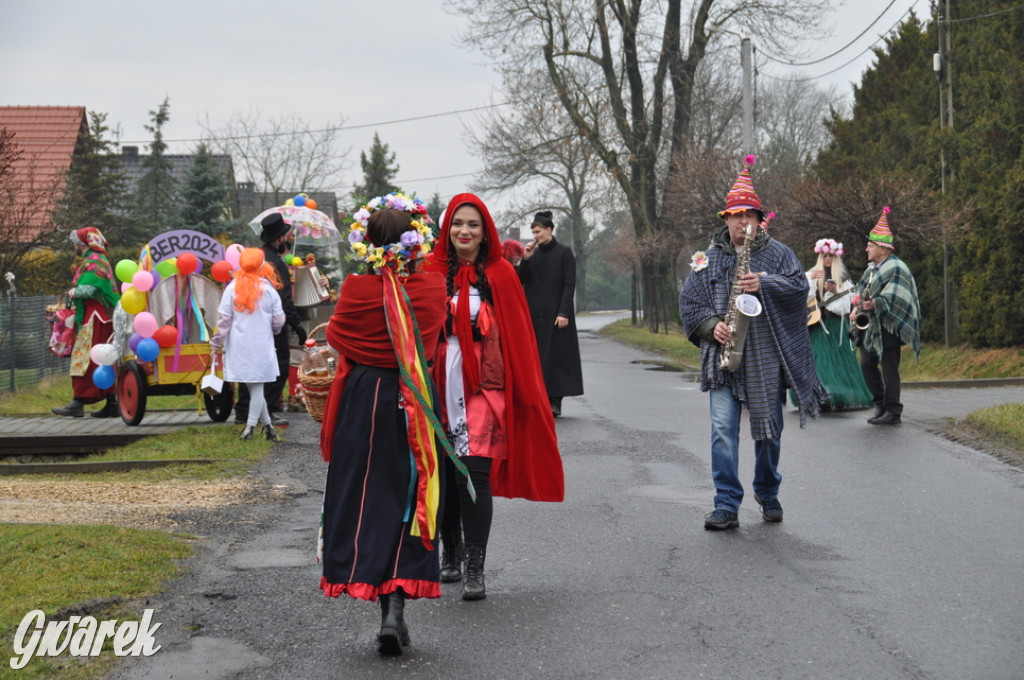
[
  {"x1": 704, "y1": 508, "x2": 739, "y2": 530},
  {"x1": 754, "y1": 495, "x2": 783, "y2": 522}
]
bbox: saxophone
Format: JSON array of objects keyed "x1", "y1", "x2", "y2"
[
  {"x1": 719, "y1": 222, "x2": 763, "y2": 372},
  {"x1": 850, "y1": 264, "x2": 877, "y2": 340}
]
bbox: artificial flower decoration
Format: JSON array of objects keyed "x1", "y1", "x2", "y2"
[
  {"x1": 814, "y1": 238, "x2": 844, "y2": 256},
  {"x1": 346, "y1": 192, "x2": 436, "y2": 276},
  {"x1": 690, "y1": 250, "x2": 709, "y2": 272}
]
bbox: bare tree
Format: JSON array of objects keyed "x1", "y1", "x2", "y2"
[
  {"x1": 0, "y1": 127, "x2": 66, "y2": 279},
  {"x1": 467, "y1": 74, "x2": 610, "y2": 308},
  {"x1": 200, "y1": 108, "x2": 351, "y2": 208},
  {"x1": 448, "y1": 0, "x2": 832, "y2": 331}
]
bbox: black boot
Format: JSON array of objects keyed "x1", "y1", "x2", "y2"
[
  {"x1": 439, "y1": 532, "x2": 464, "y2": 583},
  {"x1": 52, "y1": 400, "x2": 84, "y2": 418},
  {"x1": 462, "y1": 544, "x2": 486, "y2": 601},
  {"x1": 90, "y1": 398, "x2": 119, "y2": 418},
  {"x1": 377, "y1": 590, "x2": 408, "y2": 655}
]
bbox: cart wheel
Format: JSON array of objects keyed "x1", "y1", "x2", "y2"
[
  {"x1": 118, "y1": 361, "x2": 147, "y2": 426},
  {"x1": 204, "y1": 382, "x2": 234, "y2": 422}
]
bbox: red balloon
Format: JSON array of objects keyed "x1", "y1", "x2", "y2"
[
  {"x1": 153, "y1": 324, "x2": 179, "y2": 349},
  {"x1": 211, "y1": 260, "x2": 233, "y2": 283},
  {"x1": 176, "y1": 252, "x2": 199, "y2": 275}
]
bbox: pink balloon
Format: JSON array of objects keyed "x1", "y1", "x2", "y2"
[
  {"x1": 225, "y1": 244, "x2": 244, "y2": 269},
  {"x1": 132, "y1": 269, "x2": 155, "y2": 292},
  {"x1": 133, "y1": 311, "x2": 158, "y2": 338},
  {"x1": 121, "y1": 282, "x2": 132, "y2": 293}
]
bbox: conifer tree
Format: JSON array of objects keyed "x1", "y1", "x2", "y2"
[
  {"x1": 353, "y1": 133, "x2": 399, "y2": 200},
  {"x1": 180, "y1": 143, "x2": 231, "y2": 234},
  {"x1": 132, "y1": 97, "x2": 179, "y2": 233}
]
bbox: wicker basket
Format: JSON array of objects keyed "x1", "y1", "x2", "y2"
[{"x1": 298, "y1": 322, "x2": 335, "y2": 422}]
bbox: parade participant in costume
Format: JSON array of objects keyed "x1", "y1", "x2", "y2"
[
  {"x1": 797, "y1": 238, "x2": 872, "y2": 411},
  {"x1": 52, "y1": 227, "x2": 120, "y2": 418},
  {"x1": 518, "y1": 211, "x2": 584, "y2": 418},
  {"x1": 425, "y1": 193, "x2": 564, "y2": 601},
  {"x1": 851, "y1": 207, "x2": 921, "y2": 426},
  {"x1": 318, "y1": 193, "x2": 448, "y2": 656},
  {"x1": 233, "y1": 213, "x2": 308, "y2": 427},
  {"x1": 210, "y1": 248, "x2": 284, "y2": 441},
  {"x1": 679, "y1": 156, "x2": 826, "y2": 530}
]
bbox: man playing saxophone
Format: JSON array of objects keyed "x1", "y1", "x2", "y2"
[
  {"x1": 680, "y1": 156, "x2": 827, "y2": 531},
  {"x1": 851, "y1": 207, "x2": 921, "y2": 426}
]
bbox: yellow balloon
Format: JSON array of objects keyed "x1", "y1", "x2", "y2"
[
  {"x1": 291, "y1": 256, "x2": 303, "y2": 266},
  {"x1": 122, "y1": 288, "x2": 147, "y2": 315}
]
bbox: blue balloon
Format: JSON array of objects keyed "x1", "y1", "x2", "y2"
[
  {"x1": 92, "y1": 364, "x2": 115, "y2": 389},
  {"x1": 136, "y1": 337, "x2": 160, "y2": 362},
  {"x1": 294, "y1": 194, "x2": 307, "y2": 207},
  {"x1": 128, "y1": 332, "x2": 143, "y2": 353}
]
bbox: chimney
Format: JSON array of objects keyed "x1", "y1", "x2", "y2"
[{"x1": 122, "y1": 145, "x2": 139, "y2": 157}]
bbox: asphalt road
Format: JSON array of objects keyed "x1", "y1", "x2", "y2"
[{"x1": 108, "y1": 314, "x2": 1024, "y2": 680}]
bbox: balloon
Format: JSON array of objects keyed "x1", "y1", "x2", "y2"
[
  {"x1": 133, "y1": 311, "x2": 158, "y2": 338},
  {"x1": 90, "y1": 343, "x2": 118, "y2": 366},
  {"x1": 128, "y1": 332, "x2": 143, "y2": 353},
  {"x1": 115, "y1": 259, "x2": 139, "y2": 283},
  {"x1": 92, "y1": 364, "x2": 116, "y2": 390},
  {"x1": 290, "y1": 256, "x2": 303, "y2": 266},
  {"x1": 131, "y1": 270, "x2": 154, "y2": 292},
  {"x1": 121, "y1": 288, "x2": 147, "y2": 315},
  {"x1": 225, "y1": 244, "x2": 244, "y2": 269},
  {"x1": 306, "y1": 199, "x2": 318, "y2": 210},
  {"x1": 176, "y1": 253, "x2": 199, "y2": 275},
  {"x1": 153, "y1": 325, "x2": 178, "y2": 348},
  {"x1": 136, "y1": 337, "x2": 160, "y2": 362},
  {"x1": 285, "y1": 198, "x2": 294, "y2": 206},
  {"x1": 121, "y1": 282, "x2": 132, "y2": 294},
  {"x1": 155, "y1": 258, "x2": 178, "y2": 277},
  {"x1": 192, "y1": 260, "x2": 204, "y2": 276},
  {"x1": 211, "y1": 260, "x2": 233, "y2": 283},
  {"x1": 294, "y1": 194, "x2": 307, "y2": 207}
]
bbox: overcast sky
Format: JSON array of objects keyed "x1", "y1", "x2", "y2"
[{"x1": 1, "y1": 0, "x2": 928, "y2": 214}]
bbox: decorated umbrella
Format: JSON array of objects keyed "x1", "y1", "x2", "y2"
[{"x1": 248, "y1": 201, "x2": 340, "y2": 246}]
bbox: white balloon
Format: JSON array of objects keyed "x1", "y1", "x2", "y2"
[{"x1": 90, "y1": 343, "x2": 119, "y2": 366}]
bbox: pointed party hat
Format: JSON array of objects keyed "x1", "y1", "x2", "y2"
[
  {"x1": 868, "y1": 206, "x2": 894, "y2": 250},
  {"x1": 719, "y1": 154, "x2": 763, "y2": 219}
]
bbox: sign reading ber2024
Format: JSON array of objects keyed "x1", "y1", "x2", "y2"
[
  {"x1": 10, "y1": 609, "x2": 161, "y2": 670},
  {"x1": 148, "y1": 229, "x2": 225, "y2": 264}
]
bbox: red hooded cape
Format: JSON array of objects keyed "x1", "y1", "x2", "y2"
[
  {"x1": 425, "y1": 193, "x2": 564, "y2": 502},
  {"x1": 319, "y1": 271, "x2": 447, "y2": 460}
]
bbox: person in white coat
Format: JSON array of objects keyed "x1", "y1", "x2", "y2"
[{"x1": 211, "y1": 248, "x2": 285, "y2": 440}]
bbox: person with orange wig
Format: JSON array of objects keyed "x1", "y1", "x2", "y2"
[{"x1": 210, "y1": 248, "x2": 285, "y2": 440}]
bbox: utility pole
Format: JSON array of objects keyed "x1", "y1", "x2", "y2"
[
  {"x1": 933, "y1": 0, "x2": 956, "y2": 346},
  {"x1": 741, "y1": 38, "x2": 754, "y2": 153}
]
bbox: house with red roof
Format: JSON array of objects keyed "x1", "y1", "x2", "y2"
[{"x1": 0, "y1": 106, "x2": 88, "y2": 243}]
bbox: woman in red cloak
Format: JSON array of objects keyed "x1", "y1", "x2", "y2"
[{"x1": 425, "y1": 193, "x2": 564, "y2": 602}]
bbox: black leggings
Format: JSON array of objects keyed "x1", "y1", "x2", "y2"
[{"x1": 442, "y1": 456, "x2": 493, "y2": 547}]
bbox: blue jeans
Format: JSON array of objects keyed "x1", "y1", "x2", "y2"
[{"x1": 709, "y1": 385, "x2": 783, "y2": 512}]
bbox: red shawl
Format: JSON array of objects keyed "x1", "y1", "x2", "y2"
[
  {"x1": 425, "y1": 193, "x2": 564, "y2": 502},
  {"x1": 319, "y1": 272, "x2": 447, "y2": 460}
]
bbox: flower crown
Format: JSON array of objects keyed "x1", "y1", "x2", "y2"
[
  {"x1": 346, "y1": 192, "x2": 436, "y2": 275},
  {"x1": 814, "y1": 238, "x2": 844, "y2": 256}
]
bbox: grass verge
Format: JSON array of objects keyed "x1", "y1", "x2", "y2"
[
  {"x1": 0, "y1": 375, "x2": 198, "y2": 416},
  {"x1": 0, "y1": 524, "x2": 193, "y2": 680}
]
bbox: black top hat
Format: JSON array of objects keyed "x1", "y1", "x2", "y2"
[{"x1": 260, "y1": 213, "x2": 292, "y2": 244}]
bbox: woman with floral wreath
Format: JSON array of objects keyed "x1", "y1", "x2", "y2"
[
  {"x1": 52, "y1": 227, "x2": 120, "y2": 418},
  {"x1": 425, "y1": 193, "x2": 564, "y2": 602},
  {"x1": 798, "y1": 238, "x2": 872, "y2": 411},
  {"x1": 318, "y1": 193, "x2": 449, "y2": 656}
]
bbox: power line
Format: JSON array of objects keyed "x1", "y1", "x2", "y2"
[
  {"x1": 760, "y1": 0, "x2": 902, "y2": 66},
  {"x1": 120, "y1": 103, "x2": 508, "y2": 146},
  {"x1": 944, "y1": 3, "x2": 1024, "y2": 23},
  {"x1": 759, "y1": 0, "x2": 923, "y2": 83}
]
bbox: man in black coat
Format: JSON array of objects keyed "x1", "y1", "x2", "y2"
[
  {"x1": 234, "y1": 213, "x2": 308, "y2": 426},
  {"x1": 518, "y1": 211, "x2": 584, "y2": 417}
]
